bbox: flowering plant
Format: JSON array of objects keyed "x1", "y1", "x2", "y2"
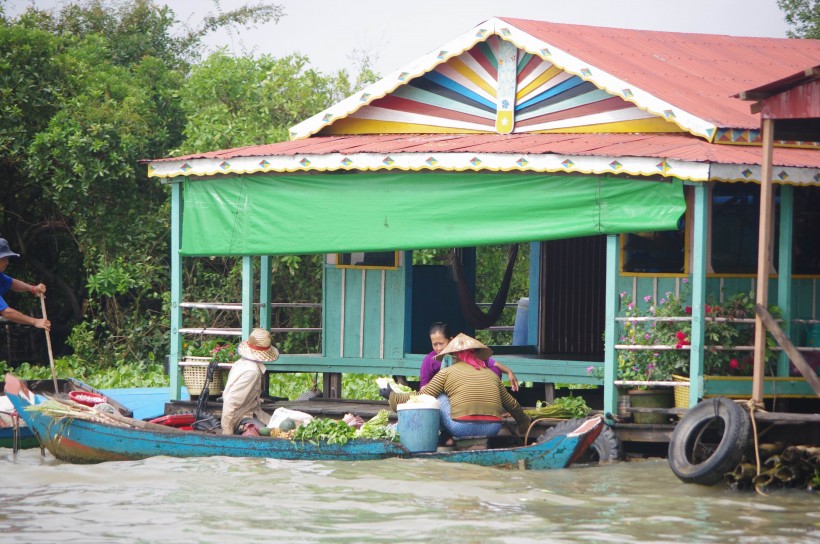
[
  {"x1": 183, "y1": 338, "x2": 237, "y2": 364},
  {"x1": 623, "y1": 284, "x2": 779, "y2": 380},
  {"x1": 588, "y1": 283, "x2": 780, "y2": 387},
  {"x1": 210, "y1": 342, "x2": 237, "y2": 364}
]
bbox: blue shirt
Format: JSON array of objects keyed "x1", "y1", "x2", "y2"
[{"x1": 0, "y1": 272, "x2": 12, "y2": 312}]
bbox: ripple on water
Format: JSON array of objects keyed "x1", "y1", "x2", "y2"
[{"x1": 1, "y1": 451, "x2": 819, "y2": 543}]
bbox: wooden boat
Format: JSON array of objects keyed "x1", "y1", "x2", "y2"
[
  {"x1": 0, "y1": 376, "x2": 133, "y2": 450},
  {"x1": 5, "y1": 375, "x2": 604, "y2": 468}
]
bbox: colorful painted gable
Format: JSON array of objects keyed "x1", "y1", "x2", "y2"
[{"x1": 320, "y1": 35, "x2": 679, "y2": 137}]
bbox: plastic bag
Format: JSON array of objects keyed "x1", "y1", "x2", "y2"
[{"x1": 267, "y1": 407, "x2": 313, "y2": 430}]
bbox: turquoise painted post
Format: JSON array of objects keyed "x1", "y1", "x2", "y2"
[
  {"x1": 260, "y1": 256, "x2": 272, "y2": 332},
  {"x1": 169, "y1": 181, "x2": 183, "y2": 400},
  {"x1": 528, "y1": 242, "x2": 540, "y2": 346},
  {"x1": 777, "y1": 185, "x2": 793, "y2": 376},
  {"x1": 242, "y1": 256, "x2": 254, "y2": 337},
  {"x1": 603, "y1": 235, "x2": 619, "y2": 416},
  {"x1": 403, "y1": 251, "x2": 413, "y2": 354},
  {"x1": 689, "y1": 183, "x2": 708, "y2": 406}
]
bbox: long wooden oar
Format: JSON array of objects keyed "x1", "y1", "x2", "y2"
[{"x1": 39, "y1": 294, "x2": 58, "y2": 394}]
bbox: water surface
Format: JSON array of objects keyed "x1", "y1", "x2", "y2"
[{"x1": 1, "y1": 450, "x2": 818, "y2": 543}]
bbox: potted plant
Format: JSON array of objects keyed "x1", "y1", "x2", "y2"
[
  {"x1": 181, "y1": 339, "x2": 237, "y2": 397},
  {"x1": 637, "y1": 286, "x2": 780, "y2": 407}
]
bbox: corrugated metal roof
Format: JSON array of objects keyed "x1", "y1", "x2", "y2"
[
  {"x1": 155, "y1": 133, "x2": 819, "y2": 168},
  {"x1": 499, "y1": 18, "x2": 820, "y2": 130}
]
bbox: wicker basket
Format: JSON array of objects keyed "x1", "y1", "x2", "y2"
[
  {"x1": 181, "y1": 357, "x2": 227, "y2": 397},
  {"x1": 673, "y1": 374, "x2": 690, "y2": 408}
]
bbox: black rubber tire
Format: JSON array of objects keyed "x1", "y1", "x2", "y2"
[
  {"x1": 668, "y1": 397, "x2": 751, "y2": 485},
  {"x1": 537, "y1": 418, "x2": 621, "y2": 464}
]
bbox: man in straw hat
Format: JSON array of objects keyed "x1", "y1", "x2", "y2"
[
  {"x1": 0, "y1": 238, "x2": 49, "y2": 331},
  {"x1": 221, "y1": 328, "x2": 279, "y2": 435},
  {"x1": 388, "y1": 333, "x2": 531, "y2": 440}
]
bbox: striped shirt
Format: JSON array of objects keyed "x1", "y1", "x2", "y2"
[{"x1": 390, "y1": 362, "x2": 530, "y2": 431}]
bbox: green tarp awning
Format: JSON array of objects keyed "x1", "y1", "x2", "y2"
[{"x1": 181, "y1": 172, "x2": 685, "y2": 255}]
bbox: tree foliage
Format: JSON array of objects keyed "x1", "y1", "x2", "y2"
[{"x1": 778, "y1": 0, "x2": 820, "y2": 38}]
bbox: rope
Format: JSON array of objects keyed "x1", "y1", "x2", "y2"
[
  {"x1": 741, "y1": 398, "x2": 765, "y2": 496},
  {"x1": 194, "y1": 359, "x2": 220, "y2": 423},
  {"x1": 524, "y1": 416, "x2": 548, "y2": 445}
]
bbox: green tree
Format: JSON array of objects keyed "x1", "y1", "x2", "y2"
[
  {"x1": 0, "y1": 0, "x2": 283, "y2": 366},
  {"x1": 778, "y1": 0, "x2": 820, "y2": 38}
]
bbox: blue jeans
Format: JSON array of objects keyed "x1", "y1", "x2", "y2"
[{"x1": 437, "y1": 394, "x2": 502, "y2": 438}]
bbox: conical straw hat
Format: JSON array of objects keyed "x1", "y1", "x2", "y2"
[{"x1": 434, "y1": 333, "x2": 492, "y2": 361}]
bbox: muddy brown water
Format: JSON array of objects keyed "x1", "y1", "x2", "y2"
[{"x1": 1, "y1": 450, "x2": 818, "y2": 543}]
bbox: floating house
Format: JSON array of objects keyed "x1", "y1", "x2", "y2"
[{"x1": 146, "y1": 18, "x2": 820, "y2": 415}]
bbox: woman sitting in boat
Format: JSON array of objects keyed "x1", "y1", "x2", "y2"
[
  {"x1": 389, "y1": 333, "x2": 531, "y2": 439},
  {"x1": 221, "y1": 328, "x2": 279, "y2": 435},
  {"x1": 420, "y1": 322, "x2": 519, "y2": 391}
]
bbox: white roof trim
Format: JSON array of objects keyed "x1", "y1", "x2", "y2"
[{"x1": 147, "y1": 152, "x2": 820, "y2": 185}]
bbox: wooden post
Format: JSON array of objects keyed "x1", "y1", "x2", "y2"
[
  {"x1": 753, "y1": 118, "x2": 775, "y2": 404},
  {"x1": 776, "y1": 185, "x2": 793, "y2": 377},
  {"x1": 689, "y1": 182, "x2": 708, "y2": 406},
  {"x1": 755, "y1": 304, "x2": 820, "y2": 398},
  {"x1": 169, "y1": 181, "x2": 183, "y2": 400},
  {"x1": 603, "y1": 235, "x2": 619, "y2": 416},
  {"x1": 260, "y1": 256, "x2": 272, "y2": 333},
  {"x1": 242, "y1": 256, "x2": 254, "y2": 338},
  {"x1": 528, "y1": 241, "x2": 541, "y2": 348}
]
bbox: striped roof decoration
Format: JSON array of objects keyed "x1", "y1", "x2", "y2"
[
  {"x1": 290, "y1": 18, "x2": 820, "y2": 147},
  {"x1": 319, "y1": 35, "x2": 675, "y2": 137}
]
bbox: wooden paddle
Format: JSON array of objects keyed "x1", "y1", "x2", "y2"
[{"x1": 38, "y1": 294, "x2": 58, "y2": 393}]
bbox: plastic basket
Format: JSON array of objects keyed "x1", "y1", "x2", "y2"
[
  {"x1": 181, "y1": 358, "x2": 227, "y2": 396},
  {"x1": 672, "y1": 374, "x2": 690, "y2": 408}
]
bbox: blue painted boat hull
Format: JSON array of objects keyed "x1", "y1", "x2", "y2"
[{"x1": 8, "y1": 391, "x2": 603, "y2": 469}]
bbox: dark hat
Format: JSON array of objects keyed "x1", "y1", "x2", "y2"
[{"x1": 0, "y1": 239, "x2": 19, "y2": 260}]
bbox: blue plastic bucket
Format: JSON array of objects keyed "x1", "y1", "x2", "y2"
[
  {"x1": 397, "y1": 404, "x2": 440, "y2": 453},
  {"x1": 809, "y1": 324, "x2": 820, "y2": 347}
]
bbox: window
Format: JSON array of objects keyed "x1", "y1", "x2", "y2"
[
  {"x1": 793, "y1": 186, "x2": 820, "y2": 275},
  {"x1": 711, "y1": 183, "x2": 779, "y2": 274},
  {"x1": 336, "y1": 251, "x2": 399, "y2": 269},
  {"x1": 622, "y1": 187, "x2": 688, "y2": 274}
]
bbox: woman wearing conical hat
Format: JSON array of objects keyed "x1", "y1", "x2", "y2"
[
  {"x1": 389, "y1": 333, "x2": 531, "y2": 439},
  {"x1": 220, "y1": 328, "x2": 279, "y2": 435}
]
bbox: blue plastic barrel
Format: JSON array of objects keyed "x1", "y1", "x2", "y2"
[
  {"x1": 397, "y1": 404, "x2": 440, "y2": 453},
  {"x1": 512, "y1": 297, "x2": 529, "y2": 345}
]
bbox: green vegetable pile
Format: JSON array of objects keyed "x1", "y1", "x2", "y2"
[
  {"x1": 355, "y1": 409, "x2": 399, "y2": 441},
  {"x1": 293, "y1": 418, "x2": 356, "y2": 445},
  {"x1": 524, "y1": 395, "x2": 591, "y2": 419}
]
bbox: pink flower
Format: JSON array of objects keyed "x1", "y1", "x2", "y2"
[
  {"x1": 586, "y1": 365, "x2": 595, "y2": 375},
  {"x1": 684, "y1": 306, "x2": 692, "y2": 314},
  {"x1": 676, "y1": 331, "x2": 687, "y2": 342},
  {"x1": 620, "y1": 292, "x2": 627, "y2": 298},
  {"x1": 628, "y1": 302, "x2": 634, "y2": 309},
  {"x1": 729, "y1": 359, "x2": 739, "y2": 369},
  {"x1": 644, "y1": 295, "x2": 652, "y2": 302}
]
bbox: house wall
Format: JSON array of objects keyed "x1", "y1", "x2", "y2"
[{"x1": 323, "y1": 265, "x2": 406, "y2": 360}]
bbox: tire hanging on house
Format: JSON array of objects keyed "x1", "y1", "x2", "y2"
[
  {"x1": 537, "y1": 418, "x2": 621, "y2": 464},
  {"x1": 668, "y1": 397, "x2": 751, "y2": 485}
]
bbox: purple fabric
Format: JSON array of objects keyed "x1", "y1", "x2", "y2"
[
  {"x1": 419, "y1": 350, "x2": 500, "y2": 387},
  {"x1": 0, "y1": 273, "x2": 12, "y2": 312}
]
